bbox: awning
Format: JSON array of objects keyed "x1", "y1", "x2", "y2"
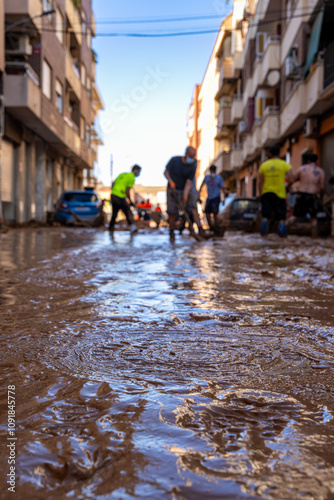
[{"x1": 304, "y1": 7, "x2": 325, "y2": 77}]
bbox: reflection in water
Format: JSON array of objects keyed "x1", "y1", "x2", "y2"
[{"x1": 0, "y1": 228, "x2": 334, "y2": 499}]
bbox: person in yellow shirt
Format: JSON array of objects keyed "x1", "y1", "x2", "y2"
[
  {"x1": 258, "y1": 147, "x2": 293, "y2": 237},
  {"x1": 109, "y1": 164, "x2": 142, "y2": 233}
]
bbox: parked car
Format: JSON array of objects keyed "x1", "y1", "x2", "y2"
[
  {"x1": 54, "y1": 188, "x2": 101, "y2": 225},
  {"x1": 216, "y1": 196, "x2": 261, "y2": 236}
]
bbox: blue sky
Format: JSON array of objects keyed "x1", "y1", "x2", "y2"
[{"x1": 92, "y1": 0, "x2": 232, "y2": 187}]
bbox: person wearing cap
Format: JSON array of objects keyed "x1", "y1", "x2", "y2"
[
  {"x1": 164, "y1": 146, "x2": 206, "y2": 242},
  {"x1": 109, "y1": 164, "x2": 142, "y2": 233},
  {"x1": 198, "y1": 165, "x2": 225, "y2": 231}
]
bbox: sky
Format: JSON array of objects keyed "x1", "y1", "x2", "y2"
[{"x1": 91, "y1": 0, "x2": 232, "y2": 187}]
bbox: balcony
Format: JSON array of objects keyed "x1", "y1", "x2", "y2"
[
  {"x1": 243, "y1": 106, "x2": 280, "y2": 160},
  {"x1": 65, "y1": 119, "x2": 81, "y2": 156},
  {"x1": 231, "y1": 144, "x2": 243, "y2": 169},
  {"x1": 65, "y1": 0, "x2": 82, "y2": 44},
  {"x1": 81, "y1": 142, "x2": 95, "y2": 169},
  {"x1": 260, "y1": 106, "x2": 280, "y2": 146},
  {"x1": 4, "y1": 0, "x2": 43, "y2": 29},
  {"x1": 4, "y1": 62, "x2": 41, "y2": 121},
  {"x1": 214, "y1": 149, "x2": 232, "y2": 172},
  {"x1": 92, "y1": 82, "x2": 104, "y2": 111},
  {"x1": 233, "y1": 51, "x2": 243, "y2": 73},
  {"x1": 242, "y1": 123, "x2": 260, "y2": 161},
  {"x1": 216, "y1": 58, "x2": 235, "y2": 99},
  {"x1": 281, "y1": 62, "x2": 324, "y2": 136},
  {"x1": 91, "y1": 12, "x2": 96, "y2": 36},
  {"x1": 65, "y1": 50, "x2": 82, "y2": 100},
  {"x1": 243, "y1": 36, "x2": 280, "y2": 105},
  {"x1": 231, "y1": 95, "x2": 243, "y2": 123},
  {"x1": 216, "y1": 106, "x2": 232, "y2": 138}
]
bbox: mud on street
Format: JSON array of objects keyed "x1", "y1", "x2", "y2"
[{"x1": 0, "y1": 227, "x2": 334, "y2": 500}]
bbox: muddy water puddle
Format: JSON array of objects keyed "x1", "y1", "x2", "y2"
[{"x1": 0, "y1": 228, "x2": 334, "y2": 499}]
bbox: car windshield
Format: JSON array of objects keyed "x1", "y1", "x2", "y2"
[
  {"x1": 233, "y1": 199, "x2": 259, "y2": 210},
  {"x1": 64, "y1": 193, "x2": 98, "y2": 202}
]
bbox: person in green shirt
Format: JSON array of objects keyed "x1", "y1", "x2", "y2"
[
  {"x1": 109, "y1": 164, "x2": 142, "y2": 233},
  {"x1": 258, "y1": 146, "x2": 293, "y2": 237}
]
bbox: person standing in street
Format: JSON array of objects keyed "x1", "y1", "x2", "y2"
[
  {"x1": 287, "y1": 153, "x2": 325, "y2": 237},
  {"x1": 258, "y1": 146, "x2": 292, "y2": 237},
  {"x1": 198, "y1": 165, "x2": 225, "y2": 232},
  {"x1": 109, "y1": 164, "x2": 142, "y2": 233},
  {"x1": 164, "y1": 146, "x2": 206, "y2": 242}
]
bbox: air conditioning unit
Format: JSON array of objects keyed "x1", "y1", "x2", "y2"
[
  {"x1": 6, "y1": 36, "x2": 32, "y2": 56},
  {"x1": 238, "y1": 120, "x2": 247, "y2": 134},
  {"x1": 304, "y1": 118, "x2": 318, "y2": 138}
]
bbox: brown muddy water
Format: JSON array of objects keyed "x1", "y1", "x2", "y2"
[{"x1": 0, "y1": 227, "x2": 334, "y2": 500}]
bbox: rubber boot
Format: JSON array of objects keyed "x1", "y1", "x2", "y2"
[
  {"x1": 278, "y1": 222, "x2": 288, "y2": 237},
  {"x1": 260, "y1": 219, "x2": 268, "y2": 236}
]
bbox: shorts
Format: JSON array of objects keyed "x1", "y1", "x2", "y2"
[
  {"x1": 293, "y1": 192, "x2": 318, "y2": 218},
  {"x1": 261, "y1": 192, "x2": 287, "y2": 221},
  {"x1": 204, "y1": 196, "x2": 221, "y2": 215},
  {"x1": 167, "y1": 188, "x2": 197, "y2": 215}
]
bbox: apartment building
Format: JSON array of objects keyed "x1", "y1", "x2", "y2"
[
  {"x1": 213, "y1": 0, "x2": 248, "y2": 192},
  {"x1": 190, "y1": 0, "x2": 334, "y2": 199},
  {"x1": 237, "y1": 0, "x2": 334, "y2": 195},
  {"x1": 1, "y1": 0, "x2": 104, "y2": 223},
  {"x1": 187, "y1": 1, "x2": 249, "y2": 190},
  {"x1": 187, "y1": 16, "x2": 233, "y2": 186}
]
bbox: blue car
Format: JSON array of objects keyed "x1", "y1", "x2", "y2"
[{"x1": 54, "y1": 188, "x2": 101, "y2": 225}]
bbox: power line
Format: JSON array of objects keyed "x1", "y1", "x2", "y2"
[
  {"x1": 35, "y1": 7, "x2": 322, "y2": 38},
  {"x1": 88, "y1": 5, "x2": 322, "y2": 25},
  {"x1": 8, "y1": 6, "x2": 323, "y2": 38}
]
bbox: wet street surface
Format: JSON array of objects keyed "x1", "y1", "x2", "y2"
[{"x1": 0, "y1": 227, "x2": 334, "y2": 500}]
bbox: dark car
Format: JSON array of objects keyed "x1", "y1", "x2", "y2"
[
  {"x1": 54, "y1": 188, "x2": 101, "y2": 225},
  {"x1": 216, "y1": 196, "x2": 261, "y2": 236}
]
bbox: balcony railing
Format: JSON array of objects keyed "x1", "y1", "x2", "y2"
[
  {"x1": 231, "y1": 94, "x2": 243, "y2": 123},
  {"x1": 5, "y1": 61, "x2": 40, "y2": 86},
  {"x1": 4, "y1": 62, "x2": 41, "y2": 116},
  {"x1": 217, "y1": 105, "x2": 232, "y2": 131}
]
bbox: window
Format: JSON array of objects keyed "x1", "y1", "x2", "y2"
[
  {"x1": 86, "y1": 76, "x2": 91, "y2": 98},
  {"x1": 56, "y1": 9, "x2": 64, "y2": 44},
  {"x1": 86, "y1": 124, "x2": 91, "y2": 146},
  {"x1": 80, "y1": 117, "x2": 86, "y2": 140},
  {"x1": 255, "y1": 97, "x2": 274, "y2": 119},
  {"x1": 42, "y1": 60, "x2": 52, "y2": 99},
  {"x1": 55, "y1": 79, "x2": 63, "y2": 113},
  {"x1": 81, "y1": 64, "x2": 86, "y2": 87},
  {"x1": 81, "y1": 11, "x2": 87, "y2": 36},
  {"x1": 43, "y1": 0, "x2": 53, "y2": 18}
]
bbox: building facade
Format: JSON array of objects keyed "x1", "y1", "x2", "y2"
[
  {"x1": 189, "y1": 0, "x2": 334, "y2": 200},
  {"x1": 1, "y1": 0, "x2": 104, "y2": 224}
]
